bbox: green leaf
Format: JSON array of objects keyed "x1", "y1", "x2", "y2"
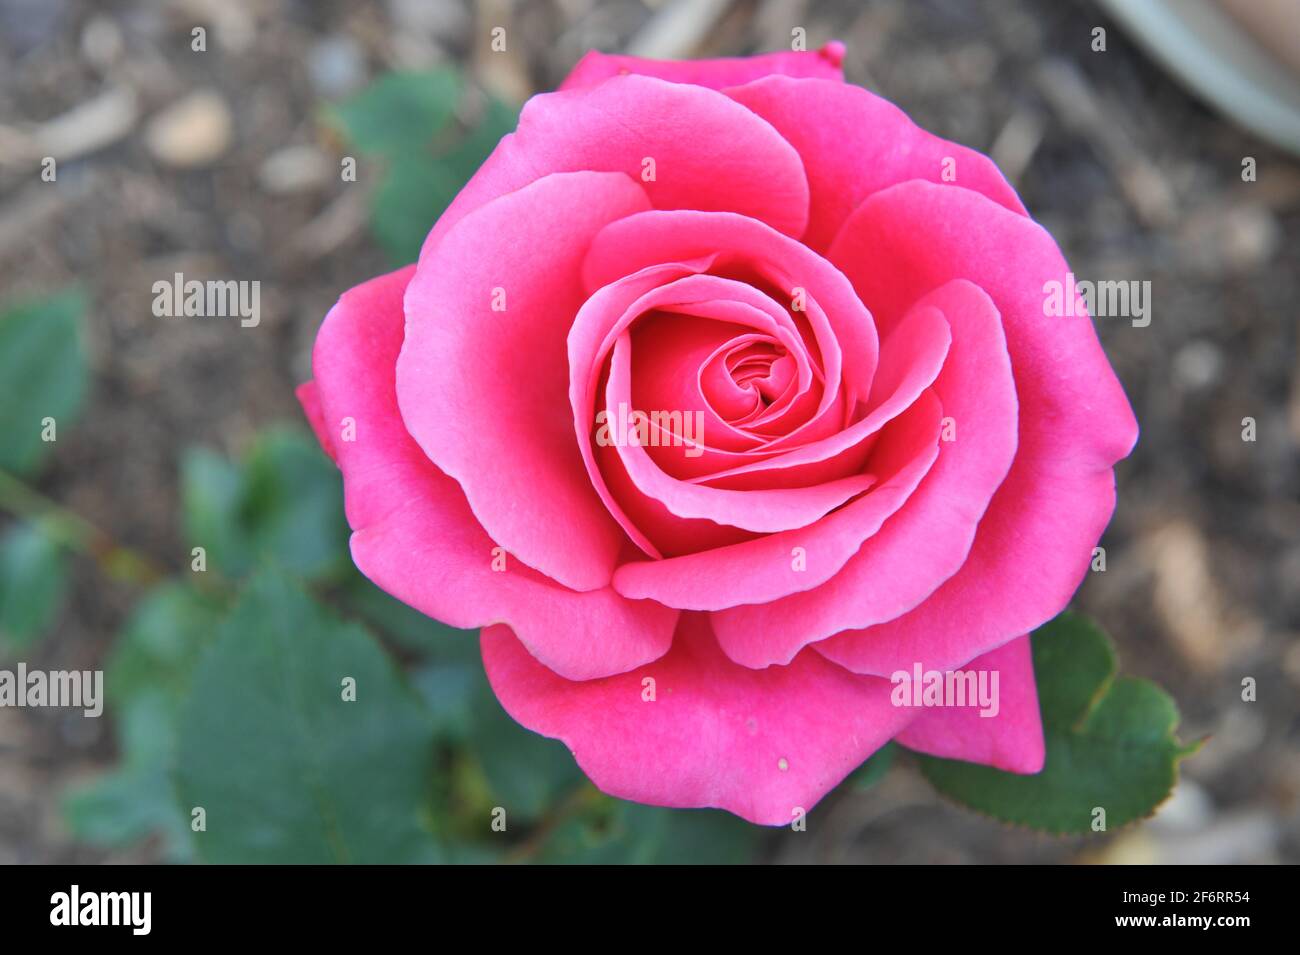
[
  {"x1": 63, "y1": 583, "x2": 226, "y2": 859},
  {"x1": 370, "y1": 157, "x2": 463, "y2": 265},
  {"x1": 180, "y1": 427, "x2": 347, "y2": 581},
  {"x1": 327, "y1": 70, "x2": 461, "y2": 156},
  {"x1": 0, "y1": 520, "x2": 68, "y2": 650},
  {"x1": 104, "y1": 581, "x2": 227, "y2": 709},
  {"x1": 411, "y1": 661, "x2": 480, "y2": 742},
  {"x1": 450, "y1": 94, "x2": 518, "y2": 164},
  {"x1": 239, "y1": 430, "x2": 349, "y2": 580},
  {"x1": 539, "y1": 799, "x2": 759, "y2": 865},
  {"x1": 338, "y1": 569, "x2": 477, "y2": 657},
  {"x1": 367, "y1": 96, "x2": 517, "y2": 265},
  {"x1": 180, "y1": 447, "x2": 248, "y2": 574},
  {"x1": 0, "y1": 288, "x2": 88, "y2": 475},
  {"x1": 175, "y1": 571, "x2": 440, "y2": 863},
  {"x1": 915, "y1": 613, "x2": 1200, "y2": 834},
  {"x1": 64, "y1": 763, "x2": 182, "y2": 851},
  {"x1": 336, "y1": 75, "x2": 517, "y2": 266},
  {"x1": 467, "y1": 681, "x2": 583, "y2": 824},
  {"x1": 63, "y1": 693, "x2": 196, "y2": 861}
]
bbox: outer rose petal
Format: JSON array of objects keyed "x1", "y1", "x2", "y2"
[
  {"x1": 294, "y1": 380, "x2": 335, "y2": 463},
  {"x1": 559, "y1": 42, "x2": 846, "y2": 92},
  {"x1": 309, "y1": 265, "x2": 677, "y2": 681},
  {"x1": 818, "y1": 181, "x2": 1137, "y2": 674},
  {"x1": 894, "y1": 636, "x2": 1045, "y2": 774},
  {"x1": 420, "y1": 73, "x2": 812, "y2": 261},
  {"x1": 725, "y1": 77, "x2": 1027, "y2": 251},
  {"x1": 480, "y1": 613, "x2": 915, "y2": 826},
  {"x1": 399, "y1": 171, "x2": 651, "y2": 593}
]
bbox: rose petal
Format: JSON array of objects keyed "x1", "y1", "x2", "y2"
[
  {"x1": 725, "y1": 76, "x2": 1027, "y2": 251},
  {"x1": 572, "y1": 270, "x2": 815, "y2": 467},
  {"x1": 480, "y1": 612, "x2": 914, "y2": 826},
  {"x1": 574, "y1": 257, "x2": 849, "y2": 464},
  {"x1": 295, "y1": 380, "x2": 335, "y2": 463},
  {"x1": 399, "y1": 171, "x2": 651, "y2": 592},
  {"x1": 351, "y1": 499, "x2": 678, "y2": 681},
  {"x1": 614, "y1": 389, "x2": 941, "y2": 615},
  {"x1": 894, "y1": 636, "x2": 1045, "y2": 774},
  {"x1": 421, "y1": 74, "x2": 813, "y2": 262},
  {"x1": 559, "y1": 42, "x2": 846, "y2": 92},
  {"x1": 570, "y1": 265, "x2": 773, "y2": 557},
  {"x1": 592, "y1": 436, "x2": 758, "y2": 558},
  {"x1": 311, "y1": 264, "x2": 677, "y2": 681}
]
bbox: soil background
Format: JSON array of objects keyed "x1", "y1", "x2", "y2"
[{"x1": 1, "y1": 0, "x2": 1297, "y2": 863}]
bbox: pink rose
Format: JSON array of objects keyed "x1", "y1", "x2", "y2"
[{"x1": 298, "y1": 44, "x2": 1137, "y2": 825}]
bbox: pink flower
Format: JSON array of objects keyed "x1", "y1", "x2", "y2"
[{"x1": 298, "y1": 44, "x2": 1138, "y2": 825}]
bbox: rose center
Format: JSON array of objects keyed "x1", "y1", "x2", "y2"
[{"x1": 724, "y1": 340, "x2": 794, "y2": 405}]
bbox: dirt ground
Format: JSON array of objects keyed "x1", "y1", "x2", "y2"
[{"x1": 1, "y1": 0, "x2": 1297, "y2": 863}]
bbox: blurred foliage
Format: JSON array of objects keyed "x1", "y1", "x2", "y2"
[
  {"x1": 0, "y1": 519, "x2": 68, "y2": 650},
  {"x1": 338, "y1": 570, "x2": 475, "y2": 657},
  {"x1": 0, "y1": 288, "x2": 87, "y2": 653},
  {"x1": 180, "y1": 428, "x2": 350, "y2": 583},
  {"x1": 536, "y1": 801, "x2": 758, "y2": 864},
  {"x1": 0, "y1": 288, "x2": 87, "y2": 476},
  {"x1": 175, "y1": 572, "x2": 442, "y2": 864},
  {"x1": 328, "y1": 70, "x2": 463, "y2": 156},
  {"x1": 325, "y1": 69, "x2": 518, "y2": 265},
  {"x1": 64, "y1": 583, "x2": 226, "y2": 860}
]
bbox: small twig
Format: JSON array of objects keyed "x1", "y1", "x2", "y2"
[
  {"x1": 627, "y1": 0, "x2": 734, "y2": 58},
  {"x1": 0, "y1": 86, "x2": 139, "y2": 171},
  {"x1": 0, "y1": 467, "x2": 168, "y2": 586}
]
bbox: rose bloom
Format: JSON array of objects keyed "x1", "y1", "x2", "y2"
[{"x1": 298, "y1": 44, "x2": 1137, "y2": 825}]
